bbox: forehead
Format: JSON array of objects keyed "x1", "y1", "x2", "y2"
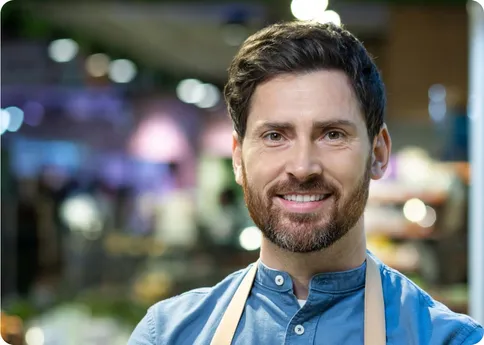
[{"x1": 247, "y1": 70, "x2": 365, "y2": 130}]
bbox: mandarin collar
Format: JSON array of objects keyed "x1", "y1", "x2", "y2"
[{"x1": 255, "y1": 257, "x2": 367, "y2": 294}]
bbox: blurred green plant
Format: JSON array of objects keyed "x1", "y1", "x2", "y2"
[
  {"x1": 2, "y1": 299, "x2": 40, "y2": 322},
  {"x1": 3, "y1": 290, "x2": 148, "y2": 328},
  {"x1": 74, "y1": 292, "x2": 148, "y2": 327}
]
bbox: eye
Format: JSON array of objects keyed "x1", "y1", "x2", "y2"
[
  {"x1": 325, "y1": 131, "x2": 345, "y2": 140},
  {"x1": 264, "y1": 132, "x2": 284, "y2": 141}
]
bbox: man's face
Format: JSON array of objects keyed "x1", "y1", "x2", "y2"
[{"x1": 233, "y1": 70, "x2": 388, "y2": 253}]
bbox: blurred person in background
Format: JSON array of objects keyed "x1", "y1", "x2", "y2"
[
  {"x1": 153, "y1": 162, "x2": 198, "y2": 248},
  {"x1": 128, "y1": 22, "x2": 483, "y2": 345}
]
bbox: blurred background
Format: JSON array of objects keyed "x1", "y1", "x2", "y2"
[{"x1": 0, "y1": 0, "x2": 481, "y2": 344}]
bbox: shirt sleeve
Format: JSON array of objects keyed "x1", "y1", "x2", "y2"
[
  {"x1": 460, "y1": 325, "x2": 484, "y2": 345},
  {"x1": 127, "y1": 308, "x2": 157, "y2": 345}
]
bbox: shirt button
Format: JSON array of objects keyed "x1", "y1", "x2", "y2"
[
  {"x1": 275, "y1": 275, "x2": 284, "y2": 286},
  {"x1": 294, "y1": 324, "x2": 305, "y2": 335}
]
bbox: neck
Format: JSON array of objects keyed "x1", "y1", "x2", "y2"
[{"x1": 259, "y1": 220, "x2": 367, "y2": 300}]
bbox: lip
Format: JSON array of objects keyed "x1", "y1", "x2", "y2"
[{"x1": 274, "y1": 194, "x2": 333, "y2": 213}]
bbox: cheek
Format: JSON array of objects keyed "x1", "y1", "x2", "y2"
[
  {"x1": 243, "y1": 152, "x2": 283, "y2": 189},
  {"x1": 323, "y1": 151, "x2": 368, "y2": 191}
]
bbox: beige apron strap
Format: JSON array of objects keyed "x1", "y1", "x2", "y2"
[
  {"x1": 365, "y1": 254, "x2": 386, "y2": 345},
  {"x1": 211, "y1": 254, "x2": 386, "y2": 345},
  {"x1": 210, "y1": 261, "x2": 258, "y2": 345}
]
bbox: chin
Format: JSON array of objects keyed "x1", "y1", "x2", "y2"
[
  {"x1": 272, "y1": 227, "x2": 332, "y2": 250},
  {"x1": 282, "y1": 215, "x2": 332, "y2": 229},
  {"x1": 274, "y1": 237, "x2": 331, "y2": 253},
  {"x1": 265, "y1": 217, "x2": 350, "y2": 253}
]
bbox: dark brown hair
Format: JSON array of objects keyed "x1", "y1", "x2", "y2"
[{"x1": 224, "y1": 21, "x2": 386, "y2": 142}]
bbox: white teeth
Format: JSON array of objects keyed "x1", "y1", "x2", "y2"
[{"x1": 282, "y1": 194, "x2": 326, "y2": 202}]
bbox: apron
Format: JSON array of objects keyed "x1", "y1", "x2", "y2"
[{"x1": 210, "y1": 254, "x2": 386, "y2": 345}]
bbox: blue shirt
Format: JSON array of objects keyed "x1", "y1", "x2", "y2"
[{"x1": 128, "y1": 253, "x2": 483, "y2": 344}]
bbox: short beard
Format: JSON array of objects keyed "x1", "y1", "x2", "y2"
[{"x1": 242, "y1": 158, "x2": 371, "y2": 253}]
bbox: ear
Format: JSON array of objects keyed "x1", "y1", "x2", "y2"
[
  {"x1": 232, "y1": 131, "x2": 243, "y2": 185},
  {"x1": 370, "y1": 124, "x2": 392, "y2": 180}
]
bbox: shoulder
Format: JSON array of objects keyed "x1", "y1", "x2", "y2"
[
  {"x1": 377, "y1": 257, "x2": 483, "y2": 345},
  {"x1": 150, "y1": 264, "x2": 249, "y2": 315},
  {"x1": 128, "y1": 264, "x2": 253, "y2": 345}
]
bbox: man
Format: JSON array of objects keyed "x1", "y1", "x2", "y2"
[{"x1": 128, "y1": 22, "x2": 483, "y2": 344}]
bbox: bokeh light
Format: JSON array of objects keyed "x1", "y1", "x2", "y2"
[
  {"x1": 86, "y1": 53, "x2": 110, "y2": 77},
  {"x1": 176, "y1": 79, "x2": 205, "y2": 104},
  {"x1": 417, "y1": 206, "x2": 437, "y2": 228},
  {"x1": 48, "y1": 39, "x2": 79, "y2": 63},
  {"x1": 403, "y1": 198, "x2": 427, "y2": 223},
  {"x1": 291, "y1": 0, "x2": 329, "y2": 21},
  {"x1": 317, "y1": 10, "x2": 341, "y2": 26},
  {"x1": 108, "y1": 59, "x2": 137, "y2": 83},
  {"x1": 0, "y1": 109, "x2": 11, "y2": 135},
  {"x1": 25, "y1": 327, "x2": 45, "y2": 345},
  {"x1": 239, "y1": 226, "x2": 262, "y2": 251},
  {"x1": 5, "y1": 106, "x2": 24, "y2": 132}
]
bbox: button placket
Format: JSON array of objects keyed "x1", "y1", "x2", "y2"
[
  {"x1": 294, "y1": 324, "x2": 305, "y2": 335},
  {"x1": 275, "y1": 275, "x2": 284, "y2": 286}
]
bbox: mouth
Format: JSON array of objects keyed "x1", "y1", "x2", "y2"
[
  {"x1": 275, "y1": 193, "x2": 333, "y2": 213},
  {"x1": 278, "y1": 194, "x2": 332, "y2": 202}
]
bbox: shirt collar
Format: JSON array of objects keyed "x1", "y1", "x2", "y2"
[{"x1": 255, "y1": 258, "x2": 367, "y2": 294}]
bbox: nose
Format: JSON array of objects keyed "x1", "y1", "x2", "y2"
[{"x1": 285, "y1": 141, "x2": 323, "y2": 181}]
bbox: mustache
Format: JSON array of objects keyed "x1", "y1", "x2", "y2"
[{"x1": 268, "y1": 176, "x2": 340, "y2": 196}]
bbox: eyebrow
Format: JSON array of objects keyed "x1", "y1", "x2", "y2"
[
  {"x1": 312, "y1": 120, "x2": 357, "y2": 130},
  {"x1": 255, "y1": 119, "x2": 357, "y2": 133}
]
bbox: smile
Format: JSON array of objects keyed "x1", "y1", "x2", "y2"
[
  {"x1": 276, "y1": 194, "x2": 333, "y2": 213},
  {"x1": 280, "y1": 194, "x2": 330, "y2": 202}
]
